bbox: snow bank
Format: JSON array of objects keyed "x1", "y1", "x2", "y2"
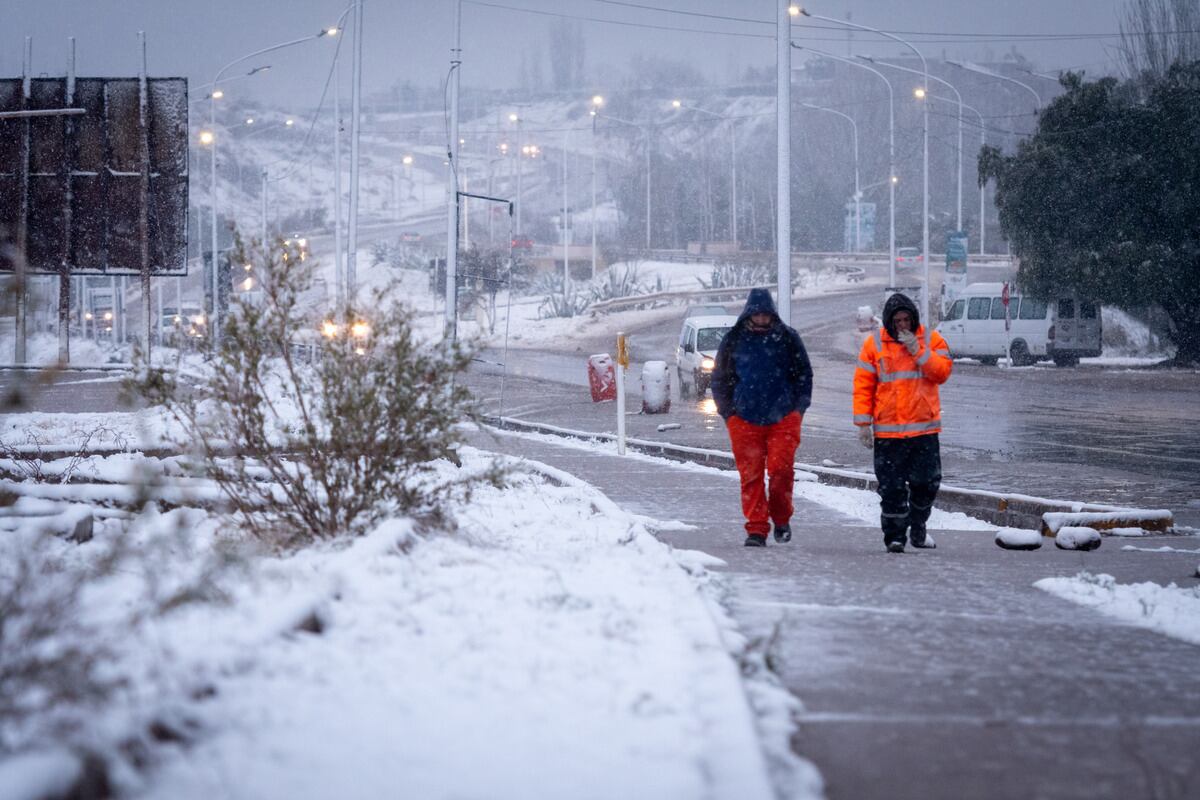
[
  {"x1": 81, "y1": 448, "x2": 789, "y2": 800},
  {"x1": 1055, "y1": 526, "x2": 1103, "y2": 551},
  {"x1": 1042, "y1": 509, "x2": 1173, "y2": 535},
  {"x1": 1035, "y1": 572, "x2": 1200, "y2": 646}
]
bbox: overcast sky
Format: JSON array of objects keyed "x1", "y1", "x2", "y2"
[{"x1": 5, "y1": 0, "x2": 1130, "y2": 112}]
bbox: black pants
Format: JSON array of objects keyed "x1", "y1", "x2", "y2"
[{"x1": 873, "y1": 434, "x2": 942, "y2": 545}]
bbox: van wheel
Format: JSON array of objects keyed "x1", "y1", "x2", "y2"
[
  {"x1": 1053, "y1": 354, "x2": 1079, "y2": 367},
  {"x1": 678, "y1": 369, "x2": 692, "y2": 399},
  {"x1": 1010, "y1": 340, "x2": 1035, "y2": 367},
  {"x1": 979, "y1": 356, "x2": 999, "y2": 366}
]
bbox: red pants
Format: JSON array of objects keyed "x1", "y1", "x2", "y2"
[{"x1": 727, "y1": 412, "x2": 802, "y2": 536}]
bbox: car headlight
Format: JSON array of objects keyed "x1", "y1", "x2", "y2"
[{"x1": 701, "y1": 357, "x2": 715, "y2": 371}]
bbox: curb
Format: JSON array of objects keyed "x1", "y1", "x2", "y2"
[{"x1": 481, "y1": 415, "x2": 1173, "y2": 532}]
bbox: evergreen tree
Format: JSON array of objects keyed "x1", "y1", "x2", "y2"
[{"x1": 980, "y1": 65, "x2": 1200, "y2": 365}]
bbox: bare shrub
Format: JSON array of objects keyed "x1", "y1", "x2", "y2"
[
  {"x1": 698, "y1": 258, "x2": 775, "y2": 290},
  {"x1": 131, "y1": 236, "x2": 502, "y2": 546},
  {"x1": 0, "y1": 426, "x2": 129, "y2": 483}
]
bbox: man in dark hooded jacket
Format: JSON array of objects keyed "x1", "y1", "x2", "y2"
[
  {"x1": 711, "y1": 288, "x2": 813, "y2": 547},
  {"x1": 853, "y1": 292, "x2": 953, "y2": 553}
]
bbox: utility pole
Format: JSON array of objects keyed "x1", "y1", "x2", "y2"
[
  {"x1": 445, "y1": 0, "x2": 461, "y2": 340},
  {"x1": 776, "y1": 4, "x2": 792, "y2": 326},
  {"x1": 346, "y1": 0, "x2": 364, "y2": 300}
]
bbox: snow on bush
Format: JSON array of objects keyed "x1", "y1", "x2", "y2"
[{"x1": 129, "y1": 235, "x2": 502, "y2": 545}]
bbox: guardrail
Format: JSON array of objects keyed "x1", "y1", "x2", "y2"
[
  {"x1": 589, "y1": 263, "x2": 865, "y2": 315},
  {"x1": 641, "y1": 248, "x2": 1013, "y2": 267}
]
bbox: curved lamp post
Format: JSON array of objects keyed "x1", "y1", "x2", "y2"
[
  {"x1": 671, "y1": 99, "x2": 738, "y2": 248},
  {"x1": 792, "y1": 44, "x2": 896, "y2": 282},
  {"x1": 798, "y1": 8, "x2": 930, "y2": 315},
  {"x1": 208, "y1": 26, "x2": 337, "y2": 346}
]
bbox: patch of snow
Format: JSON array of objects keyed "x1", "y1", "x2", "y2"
[
  {"x1": 996, "y1": 527, "x2": 1042, "y2": 550},
  {"x1": 1055, "y1": 526, "x2": 1103, "y2": 551},
  {"x1": 1035, "y1": 572, "x2": 1200, "y2": 646}
]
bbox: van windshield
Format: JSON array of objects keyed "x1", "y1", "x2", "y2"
[{"x1": 697, "y1": 327, "x2": 731, "y2": 351}]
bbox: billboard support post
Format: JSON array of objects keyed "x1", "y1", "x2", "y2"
[{"x1": 138, "y1": 31, "x2": 152, "y2": 360}]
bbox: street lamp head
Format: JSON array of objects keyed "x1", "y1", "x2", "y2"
[
  {"x1": 403, "y1": 154, "x2": 414, "y2": 164},
  {"x1": 592, "y1": 94, "x2": 604, "y2": 107},
  {"x1": 891, "y1": 175, "x2": 899, "y2": 184},
  {"x1": 321, "y1": 27, "x2": 339, "y2": 37},
  {"x1": 198, "y1": 130, "x2": 214, "y2": 145},
  {"x1": 211, "y1": 89, "x2": 225, "y2": 99},
  {"x1": 789, "y1": 5, "x2": 803, "y2": 17},
  {"x1": 245, "y1": 117, "x2": 255, "y2": 125},
  {"x1": 914, "y1": 87, "x2": 926, "y2": 99},
  {"x1": 508, "y1": 112, "x2": 519, "y2": 123},
  {"x1": 285, "y1": 118, "x2": 295, "y2": 126},
  {"x1": 247, "y1": 65, "x2": 271, "y2": 75},
  {"x1": 671, "y1": 99, "x2": 682, "y2": 108}
]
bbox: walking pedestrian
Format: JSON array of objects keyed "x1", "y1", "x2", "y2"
[
  {"x1": 711, "y1": 288, "x2": 813, "y2": 547},
  {"x1": 853, "y1": 292, "x2": 953, "y2": 553}
]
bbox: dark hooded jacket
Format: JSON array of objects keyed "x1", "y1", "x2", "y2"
[
  {"x1": 710, "y1": 288, "x2": 813, "y2": 425},
  {"x1": 882, "y1": 292, "x2": 920, "y2": 341}
]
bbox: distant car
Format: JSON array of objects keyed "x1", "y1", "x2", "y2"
[
  {"x1": 675, "y1": 314, "x2": 738, "y2": 399},
  {"x1": 895, "y1": 247, "x2": 923, "y2": 269},
  {"x1": 283, "y1": 236, "x2": 310, "y2": 262},
  {"x1": 401, "y1": 231, "x2": 422, "y2": 243},
  {"x1": 685, "y1": 304, "x2": 728, "y2": 319},
  {"x1": 511, "y1": 234, "x2": 534, "y2": 249},
  {"x1": 160, "y1": 306, "x2": 207, "y2": 342}
]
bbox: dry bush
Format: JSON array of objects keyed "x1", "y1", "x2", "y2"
[{"x1": 131, "y1": 235, "x2": 502, "y2": 546}]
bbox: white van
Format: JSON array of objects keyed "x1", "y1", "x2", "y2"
[
  {"x1": 936, "y1": 282, "x2": 1101, "y2": 366},
  {"x1": 675, "y1": 314, "x2": 738, "y2": 397}
]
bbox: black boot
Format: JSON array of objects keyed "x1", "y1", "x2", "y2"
[
  {"x1": 910, "y1": 526, "x2": 937, "y2": 549},
  {"x1": 773, "y1": 522, "x2": 792, "y2": 544},
  {"x1": 744, "y1": 535, "x2": 767, "y2": 547}
]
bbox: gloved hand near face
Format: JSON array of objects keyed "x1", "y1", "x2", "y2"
[{"x1": 897, "y1": 328, "x2": 920, "y2": 355}]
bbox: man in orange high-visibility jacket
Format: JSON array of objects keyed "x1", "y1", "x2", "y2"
[{"x1": 853, "y1": 292, "x2": 953, "y2": 553}]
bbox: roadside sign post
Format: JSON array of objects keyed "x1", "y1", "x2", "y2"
[
  {"x1": 616, "y1": 331, "x2": 628, "y2": 455},
  {"x1": 1002, "y1": 281, "x2": 1011, "y2": 365}
]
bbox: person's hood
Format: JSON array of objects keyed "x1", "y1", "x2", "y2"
[
  {"x1": 882, "y1": 292, "x2": 920, "y2": 341},
  {"x1": 736, "y1": 287, "x2": 780, "y2": 327}
]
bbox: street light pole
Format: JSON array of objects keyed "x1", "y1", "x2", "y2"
[
  {"x1": 800, "y1": 9, "x2": 929, "y2": 315},
  {"x1": 445, "y1": 0, "x2": 461, "y2": 341},
  {"x1": 594, "y1": 110, "x2": 652, "y2": 251},
  {"x1": 793, "y1": 44, "x2": 896, "y2": 283},
  {"x1": 671, "y1": 99, "x2": 738, "y2": 247},
  {"x1": 862, "y1": 57, "x2": 964, "y2": 234},
  {"x1": 778, "y1": 3, "x2": 795, "y2": 326},
  {"x1": 590, "y1": 95, "x2": 603, "y2": 278},
  {"x1": 208, "y1": 29, "x2": 334, "y2": 347},
  {"x1": 798, "y1": 103, "x2": 859, "y2": 252},
  {"x1": 347, "y1": 0, "x2": 365, "y2": 302}
]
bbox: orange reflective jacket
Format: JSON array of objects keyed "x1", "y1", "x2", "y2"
[{"x1": 853, "y1": 325, "x2": 953, "y2": 439}]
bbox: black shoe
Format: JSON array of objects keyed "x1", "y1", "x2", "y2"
[
  {"x1": 773, "y1": 523, "x2": 792, "y2": 544},
  {"x1": 886, "y1": 541, "x2": 905, "y2": 554},
  {"x1": 744, "y1": 535, "x2": 767, "y2": 547},
  {"x1": 911, "y1": 532, "x2": 937, "y2": 549}
]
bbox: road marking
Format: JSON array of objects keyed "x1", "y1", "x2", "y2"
[{"x1": 795, "y1": 711, "x2": 1200, "y2": 728}]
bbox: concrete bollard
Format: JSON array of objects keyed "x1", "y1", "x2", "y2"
[{"x1": 641, "y1": 360, "x2": 671, "y2": 414}]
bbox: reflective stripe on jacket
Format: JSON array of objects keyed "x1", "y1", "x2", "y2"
[{"x1": 853, "y1": 325, "x2": 952, "y2": 439}]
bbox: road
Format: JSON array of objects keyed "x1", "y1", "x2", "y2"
[{"x1": 470, "y1": 262, "x2": 1200, "y2": 529}]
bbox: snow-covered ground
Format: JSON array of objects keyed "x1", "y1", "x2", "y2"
[{"x1": 0, "y1": 446, "x2": 821, "y2": 800}]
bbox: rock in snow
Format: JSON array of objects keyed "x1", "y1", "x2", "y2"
[
  {"x1": 1055, "y1": 526, "x2": 1103, "y2": 551},
  {"x1": 996, "y1": 527, "x2": 1043, "y2": 550}
]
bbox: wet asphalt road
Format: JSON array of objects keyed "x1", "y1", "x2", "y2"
[
  {"x1": 469, "y1": 426, "x2": 1200, "y2": 800},
  {"x1": 472, "y1": 280, "x2": 1200, "y2": 529}
]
